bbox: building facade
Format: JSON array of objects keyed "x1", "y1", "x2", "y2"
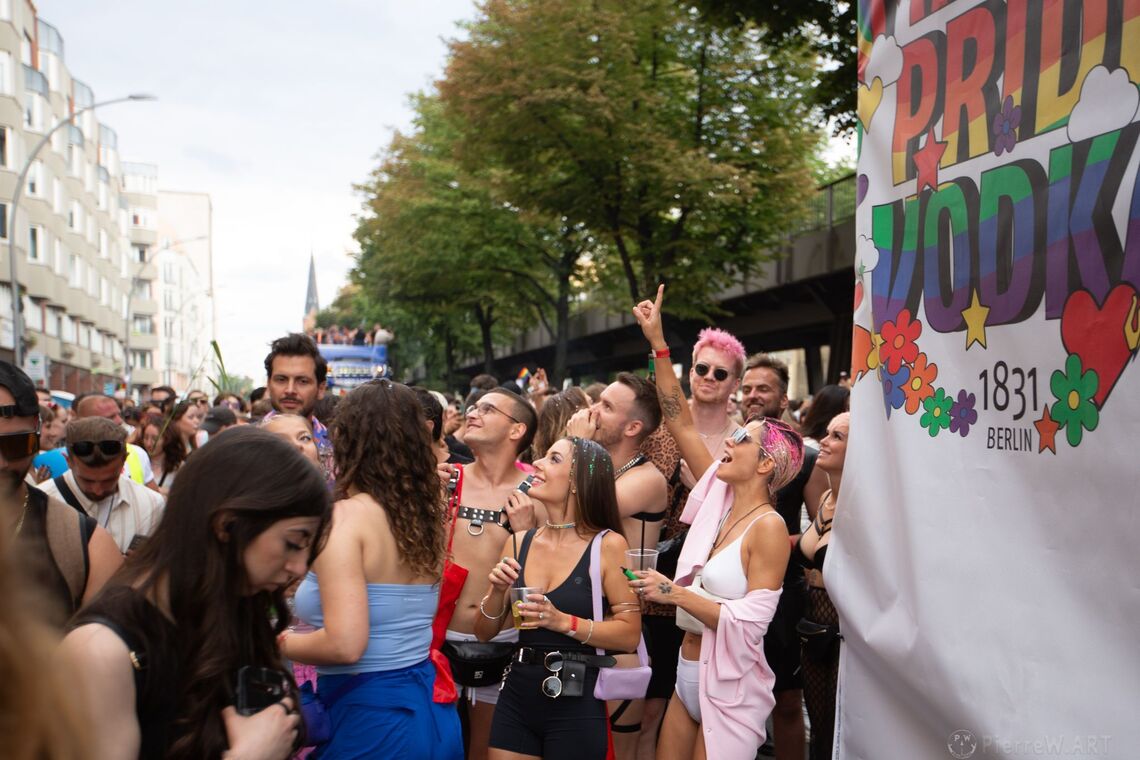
[{"x1": 0, "y1": 2, "x2": 212, "y2": 396}]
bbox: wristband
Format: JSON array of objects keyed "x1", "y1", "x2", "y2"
[
  {"x1": 569, "y1": 615, "x2": 579, "y2": 636},
  {"x1": 651, "y1": 347, "x2": 670, "y2": 359}
]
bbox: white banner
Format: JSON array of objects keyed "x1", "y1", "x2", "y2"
[{"x1": 835, "y1": 1, "x2": 1140, "y2": 758}]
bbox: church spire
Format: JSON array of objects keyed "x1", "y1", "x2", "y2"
[{"x1": 304, "y1": 252, "x2": 320, "y2": 317}]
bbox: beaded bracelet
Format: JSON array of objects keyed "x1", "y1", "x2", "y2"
[{"x1": 479, "y1": 594, "x2": 507, "y2": 620}]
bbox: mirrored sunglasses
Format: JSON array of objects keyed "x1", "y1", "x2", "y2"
[
  {"x1": 694, "y1": 363, "x2": 731, "y2": 382},
  {"x1": 71, "y1": 439, "x2": 125, "y2": 458},
  {"x1": 0, "y1": 430, "x2": 38, "y2": 459}
]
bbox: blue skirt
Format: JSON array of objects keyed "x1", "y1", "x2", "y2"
[{"x1": 312, "y1": 659, "x2": 463, "y2": 760}]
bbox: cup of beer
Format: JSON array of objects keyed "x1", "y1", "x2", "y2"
[{"x1": 509, "y1": 586, "x2": 545, "y2": 630}]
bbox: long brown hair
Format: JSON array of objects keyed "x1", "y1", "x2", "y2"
[
  {"x1": 332, "y1": 380, "x2": 447, "y2": 579},
  {"x1": 106, "y1": 427, "x2": 331, "y2": 758},
  {"x1": 155, "y1": 401, "x2": 198, "y2": 474},
  {"x1": 565, "y1": 436, "x2": 623, "y2": 538}
]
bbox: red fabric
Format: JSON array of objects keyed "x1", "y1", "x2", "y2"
[{"x1": 430, "y1": 465, "x2": 468, "y2": 703}]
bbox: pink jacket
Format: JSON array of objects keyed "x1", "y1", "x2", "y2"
[{"x1": 677, "y1": 462, "x2": 783, "y2": 758}]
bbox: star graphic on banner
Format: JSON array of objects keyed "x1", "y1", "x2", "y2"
[
  {"x1": 962, "y1": 290, "x2": 990, "y2": 349},
  {"x1": 913, "y1": 126, "x2": 947, "y2": 193},
  {"x1": 1034, "y1": 405, "x2": 1059, "y2": 454}
]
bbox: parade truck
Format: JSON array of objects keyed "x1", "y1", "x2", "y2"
[{"x1": 317, "y1": 344, "x2": 389, "y2": 394}]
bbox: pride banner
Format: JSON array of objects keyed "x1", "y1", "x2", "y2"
[{"x1": 835, "y1": 1, "x2": 1139, "y2": 757}]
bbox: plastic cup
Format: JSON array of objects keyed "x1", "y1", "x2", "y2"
[
  {"x1": 509, "y1": 586, "x2": 544, "y2": 630},
  {"x1": 625, "y1": 548, "x2": 659, "y2": 572}
]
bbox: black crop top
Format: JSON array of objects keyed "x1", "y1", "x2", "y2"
[
  {"x1": 793, "y1": 513, "x2": 832, "y2": 572},
  {"x1": 517, "y1": 529, "x2": 605, "y2": 652}
]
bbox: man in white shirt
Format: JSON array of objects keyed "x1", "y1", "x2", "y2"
[{"x1": 38, "y1": 416, "x2": 164, "y2": 554}]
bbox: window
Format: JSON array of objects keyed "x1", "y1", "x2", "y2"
[
  {"x1": 78, "y1": 322, "x2": 90, "y2": 348},
  {"x1": 133, "y1": 279, "x2": 150, "y2": 300},
  {"x1": 0, "y1": 125, "x2": 8, "y2": 167},
  {"x1": 25, "y1": 160, "x2": 40, "y2": 196},
  {"x1": 162, "y1": 261, "x2": 176, "y2": 283},
  {"x1": 99, "y1": 229, "x2": 108, "y2": 258},
  {"x1": 67, "y1": 253, "x2": 80, "y2": 287},
  {"x1": 52, "y1": 177, "x2": 63, "y2": 214},
  {"x1": 69, "y1": 200, "x2": 82, "y2": 230},
  {"x1": 62, "y1": 315, "x2": 77, "y2": 344},
  {"x1": 0, "y1": 202, "x2": 7, "y2": 240},
  {"x1": 130, "y1": 349, "x2": 152, "y2": 369},
  {"x1": 24, "y1": 94, "x2": 41, "y2": 131},
  {"x1": 53, "y1": 239, "x2": 64, "y2": 275},
  {"x1": 163, "y1": 316, "x2": 174, "y2": 337},
  {"x1": 45, "y1": 307, "x2": 61, "y2": 337},
  {"x1": 0, "y1": 51, "x2": 10, "y2": 95},
  {"x1": 163, "y1": 289, "x2": 174, "y2": 309},
  {"x1": 27, "y1": 225, "x2": 42, "y2": 262},
  {"x1": 135, "y1": 244, "x2": 148, "y2": 263},
  {"x1": 132, "y1": 315, "x2": 154, "y2": 334},
  {"x1": 100, "y1": 276, "x2": 109, "y2": 306},
  {"x1": 23, "y1": 296, "x2": 43, "y2": 331}
]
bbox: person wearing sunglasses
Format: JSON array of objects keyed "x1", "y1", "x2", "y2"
[
  {"x1": 632, "y1": 285, "x2": 806, "y2": 760},
  {"x1": 0, "y1": 361, "x2": 122, "y2": 626},
  {"x1": 475, "y1": 436, "x2": 641, "y2": 760},
  {"x1": 37, "y1": 417, "x2": 165, "y2": 555}
]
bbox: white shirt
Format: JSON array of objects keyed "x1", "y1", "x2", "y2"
[{"x1": 38, "y1": 471, "x2": 165, "y2": 553}]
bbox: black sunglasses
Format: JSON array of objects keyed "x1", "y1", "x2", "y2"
[
  {"x1": 694, "y1": 363, "x2": 731, "y2": 382},
  {"x1": 71, "y1": 440, "x2": 125, "y2": 458},
  {"x1": 0, "y1": 430, "x2": 38, "y2": 460},
  {"x1": 541, "y1": 652, "x2": 565, "y2": 699}
]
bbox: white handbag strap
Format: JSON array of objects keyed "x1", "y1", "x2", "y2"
[{"x1": 589, "y1": 529, "x2": 649, "y2": 664}]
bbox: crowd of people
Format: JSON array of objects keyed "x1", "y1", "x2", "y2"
[{"x1": 3, "y1": 286, "x2": 852, "y2": 760}]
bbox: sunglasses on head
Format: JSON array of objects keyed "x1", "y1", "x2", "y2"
[
  {"x1": 694, "y1": 363, "x2": 731, "y2": 382},
  {"x1": 0, "y1": 430, "x2": 38, "y2": 460},
  {"x1": 71, "y1": 440, "x2": 125, "y2": 458},
  {"x1": 731, "y1": 426, "x2": 771, "y2": 457}
]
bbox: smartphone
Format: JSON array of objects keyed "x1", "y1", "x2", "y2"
[
  {"x1": 517, "y1": 474, "x2": 535, "y2": 494},
  {"x1": 127, "y1": 534, "x2": 147, "y2": 553},
  {"x1": 235, "y1": 666, "x2": 291, "y2": 716}
]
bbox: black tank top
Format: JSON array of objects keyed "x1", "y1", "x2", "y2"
[
  {"x1": 517, "y1": 529, "x2": 604, "y2": 652},
  {"x1": 72, "y1": 585, "x2": 180, "y2": 759}
]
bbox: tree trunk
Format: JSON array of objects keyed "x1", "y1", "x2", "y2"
[{"x1": 474, "y1": 303, "x2": 496, "y2": 374}]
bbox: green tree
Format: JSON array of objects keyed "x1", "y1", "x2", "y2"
[
  {"x1": 691, "y1": 0, "x2": 857, "y2": 133},
  {"x1": 353, "y1": 95, "x2": 596, "y2": 383},
  {"x1": 440, "y1": 0, "x2": 819, "y2": 319}
]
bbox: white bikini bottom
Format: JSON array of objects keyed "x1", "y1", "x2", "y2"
[{"x1": 675, "y1": 652, "x2": 701, "y2": 722}]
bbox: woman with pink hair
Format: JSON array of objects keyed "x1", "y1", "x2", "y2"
[{"x1": 630, "y1": 285, "x2": 804, "y2": 760}]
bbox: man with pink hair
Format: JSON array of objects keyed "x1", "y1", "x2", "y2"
[{"x1": 681, "y1": 327, "x2": 746, "y2": 487}]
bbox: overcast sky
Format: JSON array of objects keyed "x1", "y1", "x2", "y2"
[{"x1": 42, "y1": 0, "x2": 478, "y2": 382}]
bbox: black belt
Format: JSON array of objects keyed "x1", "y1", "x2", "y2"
[
  {"x1": 457, "y1": 506, "x2": 511, "y2": 535},
  {"x1": 514, "y1": 646, "x2": 616, "y2": 669}
]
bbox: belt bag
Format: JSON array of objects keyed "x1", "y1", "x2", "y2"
[
  {"x1": 796, "y1": 618, "x2": 841, "y2": 663},
  {"x1": 589, "y1": 530, "x2": 652, "y2": 701},
  {"x1": 441, "y1": 640, "x2": 516, "y2": 687}
]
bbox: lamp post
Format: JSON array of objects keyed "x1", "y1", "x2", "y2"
[
  {"x1": 123, "y1": 233, "x2": 208, "y2": 399},
  {"x1": 8, "y1": 93, "x2": 157, "y2": 368}
]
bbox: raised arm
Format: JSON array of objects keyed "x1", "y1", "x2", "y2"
[{"x1": 631, "y1": 284, "x2": 714, "y2": 476}]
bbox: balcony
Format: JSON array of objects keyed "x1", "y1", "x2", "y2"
[
  {"x1": 23, "y1": 65, "x2": 48, "y2": 97},
  {"x1": 99, "y1": 123, "x2": 118, "y2": 150},
  {"x1": 72, "y1": 79, "x2": 94, "y2": 109},
  {"x1": 37, "y1": 20, "x2": 65, "y2": 58},
  {"x1": 68, "y1": 124, "x2": 84, "y2": 147}
]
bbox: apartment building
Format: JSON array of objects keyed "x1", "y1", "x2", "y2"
[{"x1": 0, "y1": 2, "x2": 212, "y2": 396}]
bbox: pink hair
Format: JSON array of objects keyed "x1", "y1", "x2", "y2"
[{"x1": 691, "y1": 327, "x2": 747, "y2": 377}]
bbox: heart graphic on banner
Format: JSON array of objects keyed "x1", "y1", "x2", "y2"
[
  {"x1": 858, "y1": 77, "x2": 884, "y2": 130},
  {"x1": 1060, "y1": 284, "x2": 1140, "y2": 407}
]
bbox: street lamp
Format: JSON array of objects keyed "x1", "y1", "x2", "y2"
[
  {"x1": 8, "y1": 93, "x2": 157, "y2": 367},
  {"x1": 123, "y1": 233, "x2": 208, "y2": 399}
]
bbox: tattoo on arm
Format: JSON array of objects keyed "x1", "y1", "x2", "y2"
[
  {"x1": 659, "y1": 388, "x2": 683, "y2": 420},
  {"x1": 658, "y1": 582, "x2": 672, "y2": 595}
]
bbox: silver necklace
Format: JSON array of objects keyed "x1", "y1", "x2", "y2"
[
  {"x1": 698, "y1": 419, "x2": 733, "y2": 440},
  {"x1": 615, "y1": 454, "x2": 645, "y2": 479}
]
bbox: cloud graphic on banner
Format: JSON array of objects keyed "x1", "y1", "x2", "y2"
[
  {"x1": 856, "y1": 235, "x2": 879, "y2": 278},
  {"x1": 1067, "y1": 66, "x2": 1140, "y2": 143},
  {"x1": 865, "y1": 35, "x2": 903, "y2": 85}
]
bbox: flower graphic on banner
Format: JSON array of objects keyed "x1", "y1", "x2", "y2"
[
  {"x1": 948, "y1": 390, "x2": 977, "y2": 437},
  {"x1": 1049, "y1": 353, "x2": 1100, "y2": 447},
  {"x1": 992, "y1": 95, "x2": 1021, "y2": 155},
  {"x1": 903, "y1": 353, "x2": 937, "y2": 414},
  {"x1": 880, "y1": 309, "x2": 921, "y2": 373},
  {"x1": 880, "y1": 363, "x2": 910, "y2": 418},
  {"x1": 920, "y1": 387, "x2": 953, "y2": 437}
]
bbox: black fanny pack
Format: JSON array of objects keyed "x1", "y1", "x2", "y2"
[
  {"x1": 441, "y1": 640, "x2": 516, "y2": 687},
  {"x1": 796, "y1": 618, "x2": 841, "y2": 663}
]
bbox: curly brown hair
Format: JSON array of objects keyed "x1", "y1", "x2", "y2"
[{"x1": 332, "y1": 380, "x2": 447, "y2": 579}]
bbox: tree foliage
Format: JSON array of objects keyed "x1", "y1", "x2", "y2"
[
  {"x1": 440, "y1": 0, "x2": 819, "y2": 318},
  {"x1": 690, "y1": 0, "x2": 857, "y2": 133}
]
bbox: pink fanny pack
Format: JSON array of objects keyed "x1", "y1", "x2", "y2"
[{"x1": 589, "y1": 530, "x2": 652, "y2": 700}]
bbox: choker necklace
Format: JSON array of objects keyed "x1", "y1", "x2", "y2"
[
  {"x1": 545, "y1": 520, "x2": 576, "y2": 529},
  {"x1": 615, "y1": 454, "x2": 645, "y2": 479}
]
